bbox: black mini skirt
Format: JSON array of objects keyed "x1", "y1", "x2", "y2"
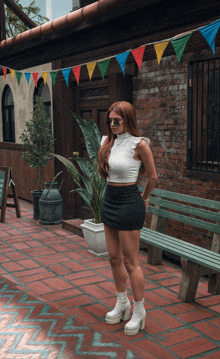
[{"x1": 101, "y1": 184, "x2": 146, "y2": 231}]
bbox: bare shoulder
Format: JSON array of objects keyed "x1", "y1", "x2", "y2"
[{"x1": 136, "y1": 138, "x2": 151, "y2": 153}]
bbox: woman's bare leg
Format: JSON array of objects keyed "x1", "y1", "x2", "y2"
[
  {"x1": 118, "y1": 229, "x2": 144, "y2": 302},
  {"x1": 104, "y1": 224, "x2": 127, "y2": 292}
]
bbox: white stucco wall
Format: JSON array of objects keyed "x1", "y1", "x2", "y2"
[{"x1": 0, "y1": 63, "x2": 53, "y2": 143}]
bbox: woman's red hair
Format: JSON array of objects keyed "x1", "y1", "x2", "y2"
[{"x1": 98, "y1": 101, "x2": 144, "y2": 180}]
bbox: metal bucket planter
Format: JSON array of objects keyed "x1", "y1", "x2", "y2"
[
  {"x1": 39, "y1": 182, "x2": 62, "y2": 225},
  {"x1": 81, "y1": 219, "x2": 108, "y2": 256}
]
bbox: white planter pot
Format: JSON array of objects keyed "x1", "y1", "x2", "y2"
[{"x1": 80, "y1": 219, "x2": 108, "y2": 256}]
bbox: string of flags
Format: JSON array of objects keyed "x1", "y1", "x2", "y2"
[{"x1": 1, "y1": 17, "x2": 220, "y2": 87}]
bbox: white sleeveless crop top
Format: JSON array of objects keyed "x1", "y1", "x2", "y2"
[{"x1": 101, "y1": 132, "x2": 150, "y2": 183}]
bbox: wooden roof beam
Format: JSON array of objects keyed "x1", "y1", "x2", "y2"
[{"x1": 4, "y1": 0, "x2": 37, "y2": 29}]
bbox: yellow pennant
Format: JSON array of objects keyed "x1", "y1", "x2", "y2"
[
  {"x1": 10, "y1": 69, "x2": 15, "y2": 80},
  {"x1": 154, "y1": 41, "x2": 169, "y2": 64},
  {"x1": 42, "y1": 72, "x2": 49, "y2": 85},
  {"x1": 87, "y1": 62, "x2": 97, "y2": 80}
]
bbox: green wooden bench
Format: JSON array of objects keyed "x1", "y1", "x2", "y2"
[{"x1": 140, "y1": 188, "x2": 220, "y2": 302}]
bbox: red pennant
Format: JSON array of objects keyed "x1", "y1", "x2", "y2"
[
  {"x1": 32, "y1": 72, "x2": 39, "y2": 87},
  {"x1": 131, "y1": 45, "x2": 145, "y2": 70},
  {"x1": 72, "y1": 65, "x2": 81, "y2": 84},
  {"x1": 2, "y1": 66, "x2": 7, "y2": 79}
]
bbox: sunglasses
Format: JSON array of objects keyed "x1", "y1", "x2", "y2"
[{"x1": 106, "y1": 119, "x2": 121, "y2": 127}]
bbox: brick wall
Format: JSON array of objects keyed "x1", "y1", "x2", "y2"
[{"x1": 134, "y1": 53, "x2": 220, "y2": 249}]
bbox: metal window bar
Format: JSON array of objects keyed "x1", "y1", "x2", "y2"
[{"x1": 188, "y1": 58, "x2": 220, "y2": 174}]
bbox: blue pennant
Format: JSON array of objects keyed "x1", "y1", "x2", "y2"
[
  {"x1": 25, "y1": 72, "x2": 31, "y2": 85},
  {"x1": 199, "y1": 19, "x2": 220, "y2": 55},
  {"x1": 116, "y1": 51, "x2": 130, "y2": 75},
  {"x1": 62, "y1": 68, "x2": 71, "y2": 86}
]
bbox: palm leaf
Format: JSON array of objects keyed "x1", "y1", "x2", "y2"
[
  {"x1": 74, "y1": 157, "x2": 94, "y2": 181},
  {"x1": 53, "y1": 154, "x2": 81, "y2": 187}
]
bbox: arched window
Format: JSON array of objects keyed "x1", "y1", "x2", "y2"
[
  {"x1": 2, "y1": 85, "x2": 15, "y2": 142},
  {"x1": 34, "y1": 78, "x2": 51, "y2": 126}
]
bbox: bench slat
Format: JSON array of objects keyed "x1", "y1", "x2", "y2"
[
  {"x1": 152, "y1": 188, "x2": 220, "y2": 210},
  {"x1": 141, "y1": 228, "x2": 220, "y2": 265},
  {"x1": 149, "y1": 197, "x2": 220, "y2": 223},
  {"x1": 140, "y1": 229, "x2": 220, "y2": 272},
  {"x1": 148, "y1": 206, "x2": 220, "y2": 234}
]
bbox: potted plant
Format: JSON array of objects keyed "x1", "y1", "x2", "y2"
[
  {"x1": 20, "y1": 95, "x2": 54, "y2": 220},
  {"x1": 53, "y1": 113, "x2": 107, "y2": 255}
]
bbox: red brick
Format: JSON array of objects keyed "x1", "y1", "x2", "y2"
[
  {"x1": 154, "y1": 328, "x2": 200, "y2": 346},
  {"x1": 25, "y1": 281, "x2": 53, "y2": 295},
  {"x1": 171, "y1": 337, "x2": 218, "y2": 358},
  {"x1": 147, "y1": 309, "x2": 184, "y2": 329},
  {"x1": 85, "y1": 303, "x2": 108, "y2": 318},
  {"x1": 64, "y1": 261, "x2": 88, "y2": 272},
  {"x1": 73, "y1": 275, "x2": 107, "y2": 287},
  {"x1": 43, "y1": 277, "x2": 73, "y2": 291},
  {"x1": 17, "y1": 259, "x2": 40, "y2": 269},
  {"x1": 82, "y1": 284, "x2": 112, "y2": 299},
  {"x1": 145, "y1": 292, "x2": 173, "y2": 306},
  {"x1": 193, "y1": 321, "x2": 220, "y2": 341},
  {"x1": 1, "y1": 262, "x2": 25, "y2": 272},
  {"x1": 134, "y1": 338, "x2": 177, "y2": 359},
  {"x1": 176, "y1": 309, "x2": 217, "y2": 323}
]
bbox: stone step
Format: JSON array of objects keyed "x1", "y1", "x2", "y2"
[{"x1": 62, "y1": 218, "x2": 84, "y2": 236}]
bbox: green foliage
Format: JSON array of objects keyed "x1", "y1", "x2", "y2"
[
  {"x1": 20, "y1": 96, "x2": 54, "y2": 192},
  {"x1": 53, "y1": 113, "x2": 106, "y2": 224},
  {"x1": 5, "y1": 0, "x2": 50, "y2": 38}
]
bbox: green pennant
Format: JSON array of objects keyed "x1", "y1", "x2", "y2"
[
  {"x1": 98, "y1": 59, "x2": 110, "y2": 79},
  {"x1": 50, "y1": 71, "x2": 58, "y2": 86},
  {"x1": 170, "y1": 32, "x2": 192, "y2": 63},
  {"x1": 15, "y1": 71, "x2": 22, "y2": 85}
]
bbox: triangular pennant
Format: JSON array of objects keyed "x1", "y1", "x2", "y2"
[
  {"x1": 87, "y1": 62, "x2": 97, "y2": 80},
  {"x1": 50, "y1": 71, "x2": 58, "y2": 86},
  {"x1": 2, "y1": 66, "x2": 7, "y2": 79},
  {"x1": 32, "y1": 72, "x2": 38, "y2": 87},
  {"x1": 131, "y1": 46, "x2": 145, "y2": 70},
  {"x1": 98, "y1": 59, "x2": 110, "y2": 79},
  {"x1": 42, "y1": 72, "x2": 49, "y2": 85},
  {"x1": 72, "y1": 65, "x2": 81, "y2": 84},
  {"x1": 199, "y1": 19, "x2": 220, "y2": 55},
  {"x1": 15, "y1": 71, "x2": 22, "y2": 85},
  {"x1": 10, "y1": 69, "x2": 15, "y2": 80},
  {"x1": 25, "y1": 72, "x2": 31, "y2": 85},
  {"x1": 62, "y1": 68, "x2": 71, "y2": 86},
  {"x1": 154, "y1": 41, "x2": 169, "y2": 64},
  {"x1": 116, "y1": 51, "x2": 130, "y2": 75},
  {"x1": 170, "y1": 32, "x2": 192, "y2": 63}
]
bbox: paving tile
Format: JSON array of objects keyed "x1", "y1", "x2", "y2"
[
  {"x1": 42, "y1": 277, "x2": 73, "y2": 291},
  {"x1": 40, "y1": 288, "x2": 82, "y2": 302},
  {"x1": 165, "y1": 302, "x2": 201, "y2": 315},
  {"x1": 192, "y1": 321, "x2": 220, "y2": 340},
  {"x1": 154, "y1": 328, "x2": 200, "y2": 346},
  {"x1": 146, "y1": 309, "x2": 184, "y2": 329},
  {"x1": 145, "y1": 291, "x2": 173, "y2": 307},
  {"x1": 134, "y1": 338, "x2": 177, "y2": 359},
  {"x1": 196, "y1": 351, "x2": 220, "y2": 359},
  {"x1": 4, "y1": 251, "x2": 27, "y2": 260},
  {"x1": 209, "y1": 317, "x2": 220, "y2": 328},
  {"x1": 64, "y1": 261, "x2": 88, "y2": 272},
  {"x1": 170, "y1": 337, "x2": 218, "y2": 358},
  {"x1": 1, "y1": 261, "x2": 26, "y2": 272},
  {"x1": 195, "y1": 295, "x2": 220, "y2": 307},
  {"x1": 82, "y1": 284, "x2": 113, "y2": 300},
  {"x1": 17, "y1": 258, "x2": 41, "y2": 269},
  {"x1": 210, "y1": 304, "x2": 220, "y2": 314},
  {"x1": 176, "y1": 308, "x2": 217, "y2": 323},
  {"x1": 73, "y1": 275, "x2": 107, "y2": 287},
  {"x1": 48, "y1": 263, "x2": 72, "y2": 275},
  {"x1": 84, "y1": 303, "x2": 108, "y2": 318},
  {"x1": 25, "y1": 281, "x2": 54, "y2": 295}
]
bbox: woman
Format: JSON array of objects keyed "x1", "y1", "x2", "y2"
[{"x1": 98, "y1": 101, "x2": 158, "y2": 335}]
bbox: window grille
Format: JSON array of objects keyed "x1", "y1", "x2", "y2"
[{"x1": 187, "y1": 59, "x2": 220, "y2": 173}]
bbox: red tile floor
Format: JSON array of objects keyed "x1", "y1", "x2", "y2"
[{"x1": 0, "y1": 199, "x2": 219, "y2": 358}]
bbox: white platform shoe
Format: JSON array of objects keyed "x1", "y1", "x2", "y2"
[
  {"x1": 124, "y1": 299, "x2": 146, "y2": 335},
  {"x1": 106, "y1": 291, "x2": 131, "y2": 324}
]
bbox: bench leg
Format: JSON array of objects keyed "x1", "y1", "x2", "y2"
[
  {"x1": 147, "y1": 244, "x2": 162, "y2": 265},
  {"x1": 208, "y1": 273, "x2": 220, "y2": 295},
  {"x1": 178, "y1": 259, "x2": 201, "y2": 302}
]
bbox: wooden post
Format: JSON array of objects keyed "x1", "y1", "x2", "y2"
[{"x1": 0, "y1": 0, "x2": 6, "y2": 41}]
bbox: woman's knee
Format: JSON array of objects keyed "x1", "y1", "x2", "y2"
[{"x1": 109, "y1": 254, "x2": 123, "y2": 269}]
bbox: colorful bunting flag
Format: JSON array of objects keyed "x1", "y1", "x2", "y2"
[
  {"x1": 15, "y1": 72, "x2": 22, "y2": 85},
  {"x1": 42, "y1": 72, "x2": 49, "y2": 85},
  {"x1": 87, "y1": 62, "x2": 97, "y2": 80},
  {"x1": 25, "y1": 72, "x2": 31, "y2": 85},
  {"x1": 72, "y1": 65, "x2": 81, "y2": 84},
  {"x1": 116, "y1": 51, "x2": 130, "y2": 75},
  {"x1": 32, "y1": 72, "x2": 39, "y2": 87},
  {"x1": 2, "y1": 66, "x2": 7, "y2": 79},
  {"x1": 62, "y1": 68, "x2": 71, "y2": 86},
  {"x1": 50, "y1": 71, "x2": 58, "y2": 86},
  {"x1": 131, "y1": 46, "x2": 145, "y2": 70},
  {"x1": 170, "y1": 32, "x2": 192, "y2": 63},
  {"x1": 199, "y1": 19, "x2": 220, "y2": 55},
  {"x1": 98, "y1": 59, "x2": 111, "y2": 79},
  {"x1": 10, "y1": 69, "x2": 15, "y2": 80},
  {"x1": 154, "y1": 41, "x2": 169, "y2": 64}
]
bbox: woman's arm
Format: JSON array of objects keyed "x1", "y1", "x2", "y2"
[{"x1": 137, "y1": 139, "x2": 158, "y2": 201}]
